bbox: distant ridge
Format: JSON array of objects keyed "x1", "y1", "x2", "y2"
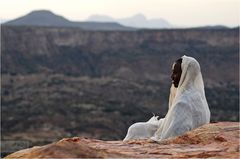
[
  {"x1": 4, "y1": 10, "x2": 230, "y2": 30},
  {"x1": 0, "y1": 19, "x2": 9, "y2": 24},
  {"x1": 192, "y1": 25, "x2": 229, "y2": 29},
  {"x1": 87, "y1": 13, "x2": 172, "y2": 29},
  {"x1": 4, "y1": 10, "x2": 135, "y2": 31},
  {"x1": 5, "y1": 10, "x2": 73, "y2": 26}
]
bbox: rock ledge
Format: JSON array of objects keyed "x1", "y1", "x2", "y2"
[{"x1": 5, "y1": 122, "x2": 239, "y2": 158}]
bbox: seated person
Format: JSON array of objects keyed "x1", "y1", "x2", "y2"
[{"x1": 123, "y1": 55, "x2": 210, "y2": 141}]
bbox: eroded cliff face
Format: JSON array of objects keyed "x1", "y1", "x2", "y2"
[
  {"x1": 4, "y1": 122, "x2": 240, "y2": 158},
  {"x1": 2, "y1": 26, "x2": 237, "y2": 54},
  {"x1": 2, "y1": 26, "x2": 238, "y2": 85}
]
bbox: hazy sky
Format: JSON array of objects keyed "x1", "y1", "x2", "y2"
[{"x1": 0, "y1": 0, "x2": 239, "y2": 27}]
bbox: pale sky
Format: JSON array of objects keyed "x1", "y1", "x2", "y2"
[{"x1": 0, "y1": 0, "x2": 239, "y2": 27}]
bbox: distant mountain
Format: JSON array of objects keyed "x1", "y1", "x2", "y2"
[
  {"x1": 87, "y1": 15, "x2": 115, "y2": 22},
  {"x1": 87, "y1": 13, "x2": 172, "y2": 29},
  {"x1": 0, "y1": 19, "x2": 9, "y2": 24},
  {"x1": 4, "y1": 10, "x2": 134, "y2": 31},
  {"x1": 193, "y1": 25, "x2": 229, "y2": 29},
  {"x1": 4, "y1": 10, "x2": 230, "y2": 30},
  {"x1": 6, "y1": 10, "x2": 72, "y2": 26}
]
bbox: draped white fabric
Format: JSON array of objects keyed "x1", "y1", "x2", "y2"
[{"x1": 123, "y1": 55, "x2": 210, "y2": 141}]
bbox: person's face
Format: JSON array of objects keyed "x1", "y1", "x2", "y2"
[{"x1": 171, "y1": 61, "x2": 182, "y2": 88}]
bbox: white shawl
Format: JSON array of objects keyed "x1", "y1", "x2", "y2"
[{"x1": 123, "y1": 55, "x2": 210, "y2": 141}]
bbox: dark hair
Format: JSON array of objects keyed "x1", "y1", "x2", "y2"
[{"x1": 175, "y1": 58, "x2": 182, "y2": 64}]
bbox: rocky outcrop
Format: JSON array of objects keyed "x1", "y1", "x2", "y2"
[{"x1": 5, "y1": 122, "x2": 239, "y2": 158}]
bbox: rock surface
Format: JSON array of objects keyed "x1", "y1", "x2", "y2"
[{"x1": 5, "y1": 122, "x2": 239, "y2": 158}]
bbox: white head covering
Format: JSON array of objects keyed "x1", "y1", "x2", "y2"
[
  {"x1": 123, "y1": 55, "x2": 210, "y2": 141},
  {"x1": 151, "y1": 55, "x2": 210, "y2": 141}
]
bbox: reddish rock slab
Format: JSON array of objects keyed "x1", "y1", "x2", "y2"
[{"x1": 5, "y1": 122, "x2": 240, "y2": 158}]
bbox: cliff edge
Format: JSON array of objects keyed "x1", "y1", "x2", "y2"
[{"x1": 5, "y1": 122, "x2": 239, "y2": 158}]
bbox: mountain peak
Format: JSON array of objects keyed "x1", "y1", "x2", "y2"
[
  {"x1": 86, "y1": 13, "x2": 171, "y2": 28},
  {"x1": 26, "y1": 10, "x2": 67, "y2": 21},
  {"x1": 5, "y1": 10, "x2": 70, "y2": 26},
  {"x1": 28, "y1": 10, "x2": 55, "y2": 15},
  {"x1": 131, "y1": 13, "x2": 146, "y2": 20}
]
